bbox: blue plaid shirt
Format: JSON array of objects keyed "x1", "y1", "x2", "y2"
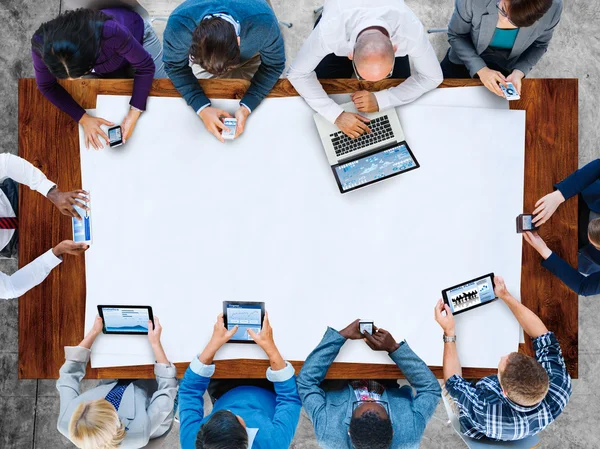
[{"x1": 445, "y1": 332, "x2": 572, "y2": 441}]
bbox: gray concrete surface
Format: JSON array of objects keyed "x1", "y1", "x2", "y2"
[{"x1": 0, "y1": 0, "x2": 598, "y2": 447}]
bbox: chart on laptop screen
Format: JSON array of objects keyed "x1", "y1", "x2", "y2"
[{"x1": 334, "y1": 144, "x2": 418, "y2": 191}]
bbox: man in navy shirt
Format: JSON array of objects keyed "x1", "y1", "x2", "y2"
[{"x1": 524, "y1": 158, "x2": 600, "y2": 295}]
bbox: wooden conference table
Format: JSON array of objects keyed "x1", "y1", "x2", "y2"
[{"x1": 18, "y1": 78, "x2": 578, "y2": 379}]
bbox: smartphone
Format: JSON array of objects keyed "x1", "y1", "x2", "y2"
[
  {"x1": 516, "y1": 214, "x2": 537, "y2": 233},
  {"x1": 500, "y1": 82, "x2": 520, "y2": 101},
  {"x1": 108, "y1": 125, "x2": 123, "y2": 148},
  {"x1": 221, "y1": 118, "x2": 237, "y2": 140},
  {"x1": 72, "y1": 203, "x2": 92, "y2": 244},
  {"x1": 359, "y1": 321, "x2": 374, "y2": 335}
]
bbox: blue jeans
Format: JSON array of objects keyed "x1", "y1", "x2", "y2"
[{"x1": 143, "y1": 20, "x2": 167, "y2": 78}]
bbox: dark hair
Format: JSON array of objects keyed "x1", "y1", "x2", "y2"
[
  {"x1": 588, "y1": 218, "x2": 600, "y2": 246},
  {"x1": 189, "y1": 17, "x2": 240, "y2": 76},
  {"x1": 196, "y1": 410, "x2": 248, "y2": 449},
  {"x1": 349, "y1": 410, "x2": 393, "y2": 449},
  {"x1": 31, "y1": 8, "x2": 108, "y2": 79},
  {"x1": 506, "y1": 0, "x2": 553, "y2": 28},
  {"x1": 501, "y1": 352, "x2": 549, "y2": 406}
]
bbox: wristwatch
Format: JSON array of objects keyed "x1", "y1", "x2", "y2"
[{"x1": 443, "y1": 334, "x2": 457, "y2": 343}]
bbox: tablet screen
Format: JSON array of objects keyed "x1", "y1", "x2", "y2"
[
  {"x1": 445, "y1": 275, "x2": 496, "y2": 313},
  {"x1": 333, "y1": 144, "x2": 418, "y2": 192},
  {"x1": 100, "y1": 306, "x2": 150, "y2": 334},
  {"x1": 226, "y1": 303, "x2": 262, "y2": 341}
]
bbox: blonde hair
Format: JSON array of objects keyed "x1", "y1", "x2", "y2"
[{"x1": 69, "y1": 399, "x2": 126, "y2": 449}]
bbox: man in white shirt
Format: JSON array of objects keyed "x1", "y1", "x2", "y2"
[
  {"x1": 287, "y1": 0, "x2": 443, "y2": 138},
  {"x1": 0, "y1": 153, "x2": 89, "y2": 299}
]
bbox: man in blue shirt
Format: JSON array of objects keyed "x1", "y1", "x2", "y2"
[
  {"x1": 297, "y1": 319, "x2": 441, "y2": 449},
  {"x1": 523, "y1": 158, "x2": 600, "y2": 295},
  {"x1": 434, "y1": 276, "x2": 572, "y2": 441},
  {"x1": 163, "y1": 0, "x2": 285, "y2": 143},
  {"x1": 179, "y1": 313, "x2": 301, "y2": 449}
]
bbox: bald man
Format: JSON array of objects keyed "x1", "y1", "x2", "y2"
[{"x1": 288, "y1": 0, "x2": 443, "y2": 138}]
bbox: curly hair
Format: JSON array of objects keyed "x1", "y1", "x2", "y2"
[{"x1": 349, "y1": 410, "x2": 393, "y2": 449}]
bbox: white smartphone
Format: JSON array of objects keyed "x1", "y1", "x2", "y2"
[
  {"x1": 221, "y1": 118, "x2": 237, "y2": 140},
  {"x1": 500, "y1": 82, "x2": 520, "y2": 101}
]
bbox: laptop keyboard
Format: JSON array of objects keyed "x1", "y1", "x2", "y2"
[{"x1": 330, "y1": 116, "x2": 395, "y2": 157}]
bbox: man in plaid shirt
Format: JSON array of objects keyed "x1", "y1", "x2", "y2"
[{"x1": 434, "y1": 276, "x2": 572, "y2": 441}]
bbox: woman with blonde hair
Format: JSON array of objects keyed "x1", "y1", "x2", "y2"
[{"x1": 57, "y1": 316, "x2": 178, "y2": 448}]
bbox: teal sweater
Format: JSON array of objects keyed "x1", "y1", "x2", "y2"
[{"x1": 163, "y1": 0, "x2": 285, "y2": 112}]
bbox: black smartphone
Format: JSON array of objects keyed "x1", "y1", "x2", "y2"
[
  {"x1": 359, "y1": 321, "x2": 374, "y2": 335},
  {"x1": 107, "y1": 125, "x2": 123, "y2": 148},
  {"x1": 516, "y1": 214, "x2": 537, "y2": 233}
]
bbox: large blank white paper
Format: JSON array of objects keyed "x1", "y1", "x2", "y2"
[{"x1": 81, "y1": 94, "x2": 525, "y2": 369}]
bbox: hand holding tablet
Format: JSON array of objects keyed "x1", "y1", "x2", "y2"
[
  {"x1": 97, "y1": 305, "x2": 154, "y2": 334},
  {"x1": 442, "y1": 273, "x2": 498, "y2": 314}
]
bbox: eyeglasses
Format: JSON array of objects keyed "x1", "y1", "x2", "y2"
[
  {"x1": 496, "y1": 0, "x2": 517, "y2": 27},
  {"x1": 352, "y1": 58, "x2": 395, "y2": 81},
  {"x1": 351, "y1": 400, "x2": 391, "y2": 416}
]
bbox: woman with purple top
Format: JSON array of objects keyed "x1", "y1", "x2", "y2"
[{"x1": 32, "y1": 8, "x2": 165, "y2": 150}]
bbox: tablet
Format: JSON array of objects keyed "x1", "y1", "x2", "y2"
[
  {"x1": 222, "y1": 301, "x2": 265, "y2": 343},
  {"x1": 97, "y1": 305, "x2": 154, "y2": 334},
  {"x1": 442, "y1": 273, "x2": 497, "y2": 315}
]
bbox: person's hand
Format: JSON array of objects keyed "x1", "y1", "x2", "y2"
[
  {"x1": 147, "y1": 316, "x2": 163, "y2": 347},
  {"x1": 248, "y1": 313, "x2": 277, "y2": 354},
  {"x1": 338, "y1": 319, "x2": 364, "y2": 340},
  {"x1": 47, "y1": 188, "x2": 89, "y2": 220},
  {"x1": 523, "y1": 231, "x2": 553, "y2": 259},
  {"x1": 477, "y1": 66, "x2": 507, "y2": 97},
  {"x1": 234, "y1": 106, "x2": 250, "y2": 138},
  {"x1": 121, "y1": 108, "x2": 142, "y2": 143},
  {"x1": 334, "y1": 112, "x2": 371, "y2": 139},
  {"x1": 208, "y1": 313, "x2": 238, "y2": 349},
  {"x1": 493, "y1": 276, "x2": 512, "y2": 300},
  {"x1": 89, "y1": 315, "x2": 104, "y2": 337},
  {"x1": 79, "y1": 113, "x2": 114, "y2": 150},
  {"x1": 52, "y1": 240, "x2": 89, "y2": 257},
  {"x1": 532, "y1": 190, "x2": 565, "y2": 226},
  {"x1": 434, "y1": 299, "x2": 455, "y2": 336},
  {"x1": 363, "y1": 326, "x2": 400, "y2": 353},
  {"x1": 351, "y1": 91, "x2": 379, "y2": 113},
  {"x1": 79, "y1": 315, "x2": 104, "y2": 349},
  {"x1": 199, "y1": 107, "x2": 233, "y2": 143},
  {"x1": 506, "y1": 69, "x2": 524, "y2": 95}
]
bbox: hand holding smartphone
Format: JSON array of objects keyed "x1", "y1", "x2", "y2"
[
  {"x1": 221, "y1": 118, "x2": 237, "y2": 140},
  {"x1": 500, "y1": 82, "x2": 520, "y2": 101},
  {"x1": 107, "y1": 125, "x2": 123, "y2": 148},
  {"x1": 516, "y1": 214, "x2": 538, "y2": 233}
]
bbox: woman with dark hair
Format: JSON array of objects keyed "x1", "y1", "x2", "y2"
[
  {"x1": 441, "y1": 0, "x2": 563, "y2": 97},
  {"x1": 32, "y1": 7, "x2": 166, "y2": 150}
]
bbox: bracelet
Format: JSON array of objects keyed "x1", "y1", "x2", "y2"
[{"x1": 130, "y1": 106, "x2": 144, "y2": 113}]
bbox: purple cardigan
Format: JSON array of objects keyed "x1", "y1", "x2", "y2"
[{"x1": 32, "y1": 8, "x2": 154, "y2": 122}]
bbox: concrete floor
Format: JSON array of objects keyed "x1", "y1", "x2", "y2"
[{"x1": 0, "y1": 0, "x2": 599, "y2": 448}]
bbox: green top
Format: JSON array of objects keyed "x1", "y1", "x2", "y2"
[{"x1": 489, "y1": 27, "x2": 519, "y2": 50}]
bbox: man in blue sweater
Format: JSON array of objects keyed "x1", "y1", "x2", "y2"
[
  {"x1": 297, "y1": 319, "x2": 441, "y2": 449},
  {"x1": 179, "y1": 313, "x2": 301, "y2": 449},
  {"x1": 163, "y1": 0, "x2": 285, "y2": 143},
  {"x1": 523, "y1": 158, "x2": 600, "y2": 295}
]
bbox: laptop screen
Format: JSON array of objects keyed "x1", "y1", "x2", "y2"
[{"x1": 332, "y1": 143, "x2": 419, "y2": 193}]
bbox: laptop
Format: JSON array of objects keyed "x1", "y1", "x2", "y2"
[{"x1": 314, "y1": 103, "x2": 419, "y2": 193}]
